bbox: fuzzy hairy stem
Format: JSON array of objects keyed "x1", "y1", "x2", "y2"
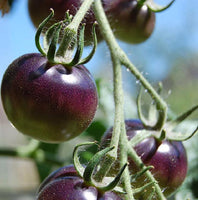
[
  {"x1": 93, "y1": 0, "x2": 126, "y2": 185},
  {"x1": 94, "y1": 0, "x2": 167, "y2": 199}
]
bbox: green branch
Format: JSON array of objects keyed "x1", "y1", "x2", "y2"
[
  {"x1": 94, "y1": 0, "x2": 167, "y2": 199},
  {"x1": 94, "y1": 0, "x2": 167, "y2": 131},
  {"x1": 127, "y1": 143, "x2": 166, "y2": 200},
  {"x1": 93, "y1": 0, "x2": 125, "y2": 185}
]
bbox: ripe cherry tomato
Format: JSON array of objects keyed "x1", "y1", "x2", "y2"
[
  {"x1": 100, "y1": 119, "x2": 188, "y2": 198},
  {"x1": 103, "y1": 0, "x2": 155, "y2": 44},
  {"x1": 36, "y1": 165, "x2": 122, "y2": 200},
  {"x1": 1, "y1": 53, "x2": 98, "y2": 143}
]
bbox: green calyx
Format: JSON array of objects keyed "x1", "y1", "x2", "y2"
[
  {"x1": 164, "y1": 105, "x2": 198, "y2": 141},
  {"x1": 131, "y1": 165, "x2": 154, "y2": 182},
  {"x1": 73, "y1": 142, "x2": 127, "y2": 193},
  {"x1": 35, "y1": 9, "x2": 97, "y2": 68},
  {"x1": 137, "y1": 0, "x2": 175, "y2": 12}
]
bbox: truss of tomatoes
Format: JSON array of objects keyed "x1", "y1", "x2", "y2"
[
  {"x1": 0, "y1": 0, "x2": 188, "y2": 199},
  {"x1": 100, "y1": 119, "x2": 188, "y2": 199},
  {"x1": 28, "y1": 0, "x2": 156, "y2": 45}
]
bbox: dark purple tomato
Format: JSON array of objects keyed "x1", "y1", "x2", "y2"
[
  {"x1": 103, "y1": 0, "x2": 155, "y2": 43},
  {"x1": 28, "y1": 0, "x2": 102, "y2": 45},
  {"x1": 100, "y1": 119, "x2": 188, "y2": 198},
  {"x1": 36, "y1": 165, "x2": 122, "y2": 200},
  {"x1": 1, "y1": 53, "x2": 98, "y2": 143},
  {"x1": 28, "y1": 0, "x2": 155, "y2": 45}
]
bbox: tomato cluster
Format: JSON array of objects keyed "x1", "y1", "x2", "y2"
[
  {"x1": 0, "y1": 0, "x2": 189, "y2": 200},
  {"x1": 28, "y1": 0, "x2": 102, "y2": 45},
  {"x1": 28, "y1": 0, "x2": 155, "y2": 44},
  {"x1": 1, "y1": 0, "x2": 157, "y2": 143},
  {"x1": 100, "y1": 119, "x2": 188, "y2": 199}
]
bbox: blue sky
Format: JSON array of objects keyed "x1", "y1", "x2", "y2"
[{"x1": 0, "y1": 0, "x2": 198, "y2": 82}]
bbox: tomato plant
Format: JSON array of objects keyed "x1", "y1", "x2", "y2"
[
  {"x1": 0, "y1": 0, "x2": 197, "y2": 200},
  {"x1": 1, "y1": 53, "x2": 98, "y2": 143},
  {"x1": 100, "y1": 119, "x2": 188, "y2": 198},
  {"x1": 36, "y1": 165, "x2": 122, "y2": 200},
  {"x1": 28, "y1": 0, "x2": 155, "y2": 45}
]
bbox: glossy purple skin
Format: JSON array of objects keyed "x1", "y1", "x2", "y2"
[
  {"x1": 38, "y1": 164, "x2": 78, "y2": 193},
  {"x1": 101, "y1": 119, "x2": 188, "y2": 197},
  {"x1": 36, "y1": 165, "x2": 122, "y2": 200},
  {"x1": 28, "y1": 0, "x2": 102, "y2": 45},
  {"x1": 103, "y1": 0, "x2": 155, "y2": 44},
  {"x1": 1, "y1": 53, "x2": 98, "y2": 143}
]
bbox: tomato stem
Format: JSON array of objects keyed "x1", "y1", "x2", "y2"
[
  {"x1": 93, "y1": 0, "x2": 125, "y2": 185},
  {"x1": 120, "y1": 121, "x2": 136, "y2": 200},
  {"x1": 94, "y1": 0, "x2": 135, "y2": 199},
  {"x1": 57, "y1": 0, "x2": 94, "y2": 58},
  {"x1": 121, "y1": 56, "x2": 168, "y2": 131},
  {"x1": 94, "y1": 0, "x2": 168, "y2": 199},
  {"x1": 127, "y1": 142, "x2": 166, "y2": 200}
]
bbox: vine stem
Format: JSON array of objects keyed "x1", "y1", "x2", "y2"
[
  {"x1": 56, "y1": 0, "x2": 94, "y2": 57},
  {"x1": 120, "y1": 120, "x2": 135, "y2": 200},
  {"x1": 94, "y1": 0, "x2": 135, "y2": 199},
  {"x1": 94, "y1": 0, "x2": 167, "y2": 199},
  {"x1": 94, "y1": 0, "x2": 167, "y2": 131},
  {"x1": 93, "y1": 0, "x2": 125, "y2": 183},
  {"x1": 121, "y1": 56, "x2": 167, "y2": 130},
  {"x1": 94, "y1": 0, "x2": 125, "y2": 162},
  {"x1": 126, "y1": 143, "x2": 166, "y2": 200},
  {"x1": 121, "y1": 122, "x2": 166, "y2": 199},
  {"x1": 67, "y1": 0, "x2": 94, "y2": 30}
]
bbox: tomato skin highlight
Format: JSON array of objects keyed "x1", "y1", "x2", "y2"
[
  {"x1": 1, "y1": 53, "x2": 98, "y2": 143},
  {"x1": 147, "y1": 140, "x2": 188, "y2": 196},
  {"x1": 100, "y1": 119, "x2": 188, "y2": 198},
  {"x1": 36, "y1": 165, "x2": 122, "y2": 200}
]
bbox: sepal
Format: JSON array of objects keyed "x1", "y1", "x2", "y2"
[
  {"x1": 34, "y1": 9, "x2": 97, "y2": 67},
  {"x1": 145, "y1": 0, "x2": 175, "y2": 12}
]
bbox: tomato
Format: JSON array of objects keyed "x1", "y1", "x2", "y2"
[
  {"x1": 1, "y1": 53, "x2": 98, "y2": 143},
  {"x1": 36, "y1": 165, "x2": 122, "y2": 200},
  {"x1": 28, "y1": 0, "x2": 102, "y2": 45},
  {"x1": 28, "y1": 0, "x2": 155, "y2": 45},
  {"x1": 103, "y1": 0, "x2": 155, "y2": 43},
  {"x1": 100, "y1": 119, "x2": 188, "y2": 198}
]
